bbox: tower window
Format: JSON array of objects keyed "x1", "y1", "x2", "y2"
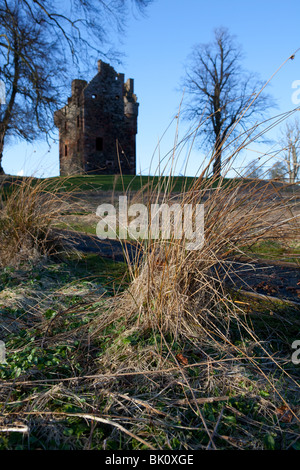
[
  {"x1": 64, "y1": 145, "x2": 68, "y2": 157},
  {"x1": 96, "y1": 137, "x2": 103, "y2": 151},
  {"x1": 77, "y1": 115, "x2": 80, "y2": 128}
]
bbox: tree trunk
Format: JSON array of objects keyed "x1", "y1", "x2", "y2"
[
  {"x1": 0, "y1": 30, "x2": 20, "y2": 176},
  {"x1": 213, "y1": 136, "x2": 222, "y2": 178},
  {"x1": 213, "y1": 152, "x2": 221, "y2": 177},
  {"x1": 0, "y1": 138, "x2": 4, "y2": 175},
  {"x1": 292, "y1": 145, "x2": 298, "y2": 183}
]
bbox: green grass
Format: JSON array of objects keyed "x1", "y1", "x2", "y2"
[
  {"x1": 1, "y1": 173, "x2": 298, "y2": 197},
  {"x1": 229, "y1": 288, "x2": 300, "y2": 352},
  {"x1": 243, "y1": 240, "x2": 300, "y2": 263},
  {"x1": 1, "y1": 173, "x2": 236, "y2": 195},
  {"x1": 0, "y1": 174, "x2": 195, "y2": 193},
  {"x1": 47, "y1": 174, "x2": 197, "y2": 193},
  {"x1": 0, "y1": 251, "x2": 299, "y2": 450},
  {"x1": 55, "y1": 220, "x2": 97, "y2": 235}
]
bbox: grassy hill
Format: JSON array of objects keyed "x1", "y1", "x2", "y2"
[{"x1": 1, "y1": 173, "x2": 236, "y2": 194}]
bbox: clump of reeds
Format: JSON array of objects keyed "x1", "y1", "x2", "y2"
[
  {"x1": 0, "y1": 176, "x2": 68, "y2": 267},
  {"x1": 92, "y1": 166, "x2": 298, "y2": 341},
  {"x1": 88, "y1": 111, "x2": 300, "y2": 449}
]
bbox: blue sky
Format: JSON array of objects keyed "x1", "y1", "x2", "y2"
[{"x1": 3, "y1": 0, "x2": 300, "y2": 177}]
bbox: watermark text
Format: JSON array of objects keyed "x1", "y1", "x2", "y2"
[{"x1": 96, "y1": 196, "x2": 204, "y2": 251}]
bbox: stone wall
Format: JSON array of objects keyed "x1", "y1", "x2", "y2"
[{"x1": 54, "y1": 61, "x2": 138, "y2": 176}]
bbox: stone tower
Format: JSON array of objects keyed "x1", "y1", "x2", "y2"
[{"x1": 54, "y1": 61, "x2": 138, "y2": 176}]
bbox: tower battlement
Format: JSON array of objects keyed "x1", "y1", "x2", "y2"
[{"x1": 54, "y1": 61, "x2": 138, "y2": 176}]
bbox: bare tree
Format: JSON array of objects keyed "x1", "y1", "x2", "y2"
[
  {"x1": 0, "y1": 0, "x2": 152, "y2": 174},
  {"x1": 182, "y1": 27, "x2": 274, "y2": 177},
  {"x1": 0, "y1": 5, "x2": 65, "y2": 174},
  {"x1": 244, "y1": 159, "x2": 263, "y2": 179},
  {"x1": 279, "y1": 118, "x2": 300, "y2": 183},
  {"x1": 268, "y1": 161, "x2": 286, "y2": 181}
]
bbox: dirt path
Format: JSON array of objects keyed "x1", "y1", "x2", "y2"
[
  {"x1": 59, "y1": 229, "x2": 139, "y2": 263},
  {"x1": 59, "y1": 229, "x2": 300, "y2": 305},
  {"x1": 217, "y1": 259, "x2": 300, "y2": 304}
]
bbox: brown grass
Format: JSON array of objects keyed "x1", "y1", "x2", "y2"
[
  {"x1": 88, "y1": 115, "x2": 300, "y2": 449},
  {"x1": 0, "y1": 176, "x2": 71, "y2": 267},
  {"x1": 0, "y1": 107, "x2": 299, "y2": 449}
]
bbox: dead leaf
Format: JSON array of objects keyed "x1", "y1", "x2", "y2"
[
  {"x1": 275, "y1": 405, "x2": 293, "y2": 423},
  {"x1": 176, "y1": 353, "x2": 189, "y2": 366}
]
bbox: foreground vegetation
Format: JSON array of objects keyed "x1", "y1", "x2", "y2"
[
  {"x1": 0, "y1": 252, "x2": 299, "y2": 450},
  {"x1": 0, "y1": 169, "x2": 299, "y2": 451}
]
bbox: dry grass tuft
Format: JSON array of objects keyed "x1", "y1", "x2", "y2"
[
  {"x1": 0, "y1": 176, "x2": 70, "y2": 267},
  {"x1": 88, "y1": 118, "x2": 300, "y2": 449},
  {"x1": 92, "y1": 174, "x2": 299, "y2": 340}
]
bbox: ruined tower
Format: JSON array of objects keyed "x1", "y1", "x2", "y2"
[{"x1": 54, "y1": 61, "x2": 138, "y2": 176}]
